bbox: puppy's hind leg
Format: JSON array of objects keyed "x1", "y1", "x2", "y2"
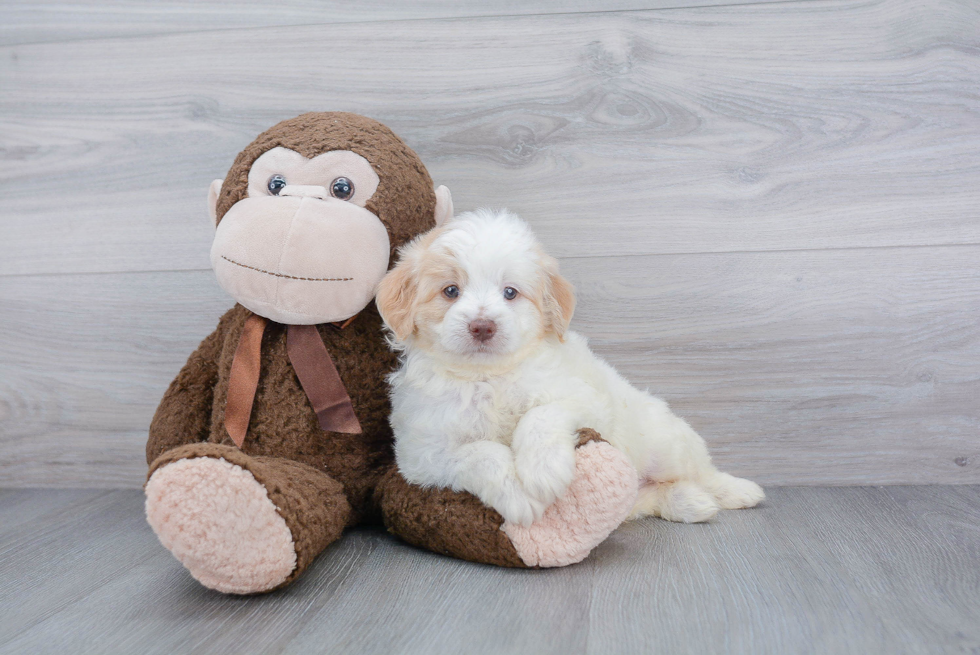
[
  {"x1": 701, "y1": 471, "x2": 765, "y2": 510},
  {"x1": 629, "y1": 480, "x2": 719, "y2": 523}
]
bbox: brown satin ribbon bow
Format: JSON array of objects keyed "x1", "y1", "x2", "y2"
[{"x1": 224, "y1": 314, "x2": 363, "y2": 448}]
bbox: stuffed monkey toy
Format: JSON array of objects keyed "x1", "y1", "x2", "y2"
[{"x1": 145, "y1": 112, "x2": 639, "y2": 594}]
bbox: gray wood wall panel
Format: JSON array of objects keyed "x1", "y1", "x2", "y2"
[
  {"x1": 1, "y1": 0, "x2": 978, "y2": 487},
  {"x1": 2, "y1": 244, "x2": 976, "y2": 487},
  {"x1": 1, "y1": 0, "x2": 978, "y2": 276},
  {"x1": 0, "y1": 271, "x2": 229, "y2": 488},
  {"x1": 0, "y1": 0, "x2": 806, "y2": 47},
  {"x1": 573, "y1": 245, "x2": 980, "y2": 486}
]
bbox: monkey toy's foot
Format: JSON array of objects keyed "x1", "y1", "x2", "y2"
[
  {"x1": 146, "y1": 444, "x2": 350, "y2": 594},
  {"x1": 502, "y1": 438, "x2": 639, "y2": 567},
  {"x1": 145, "y1": 456, "x2": 298, "y2": 594}
]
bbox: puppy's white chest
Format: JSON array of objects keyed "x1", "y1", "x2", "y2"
[{"x1": 457, "y1": 377, "x2": 534, "y2": 446}]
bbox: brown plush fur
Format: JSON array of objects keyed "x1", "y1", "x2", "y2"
[
  {"x1": 376, "y1": 468, "x2": 526, "y2": 568},
  {"x1": 148, "y1": 305, "x2": 397, "y2": 525},
  {"x1": 375, "y1": 428, "x2": 607, "y2": 569},
  {"x1": 148, "y1": 442, "x2": 350, "y2": 587},
  {"x1": 147, "y1": 113, "x2": 527, "y2": 590},
  {"x1": 214, "y1": 112, "x2": 436, "y2": 261}
]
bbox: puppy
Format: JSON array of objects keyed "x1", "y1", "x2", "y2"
[{"x1": 376, "y1": 209, "x2": 764, "y2": 526}]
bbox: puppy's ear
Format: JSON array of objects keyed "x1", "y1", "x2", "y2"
[
  {"x1": 376, "y1": 258, "x2": 418, "y2": 341},
  {"x1": 541, "y1": 255, "x2": 576, "y2": 341}
]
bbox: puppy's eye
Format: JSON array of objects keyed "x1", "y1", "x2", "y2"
[
  {"x1": 267, "y1": 175, "x2": 287, "y2": 195},
  {"x1": 503, "y1": 287, "x2": 518, "y2": 300},
  {"x1": 331, "y1": 177, "x2": 355, "y2": 201},
  {"x1": 443, "y1": 285, "x2": 459, "y2": 299}
]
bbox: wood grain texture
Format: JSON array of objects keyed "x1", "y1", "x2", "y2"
[
  {"x1": 0, "y1": 271, "x2": 229, "y2": 488},
  {"x1": 588, "y1": 485, "x2": 980, "y2": 654},
  {"x1": 572, "y1": 245, "x2": 980, "y2": 486},
  {"x1": 1, "y1": 0, "x2": 978, "y2": 276},
  {"x1": 0, "y1": 0, "x2": 803, "y2": 47},
  {"x1": 1, "y1": 486, "x2": 978, "y2": 654},
  {"x1": 2, "y1": 244, "x2": 976, "y2": 488},
  {"x1": 0, "y1": 488, "x2": 107, "y2": 539},
  {"x1": 0, "y1": 489, "x2": 164, "y2": 646},
  {"x1": 2, "y1": 0, "x2": 978, "y2": 486}
]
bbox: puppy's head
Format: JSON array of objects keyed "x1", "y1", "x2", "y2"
[{"x1": 376, "y1": 209, "x2": 575, "y2": 364}]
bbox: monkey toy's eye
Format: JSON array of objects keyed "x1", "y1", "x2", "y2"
[
  {"x1": 443, "y1": 285, "x2": 459, "y2": 299},
  {"x1": 503, "y1": 287, "x2": 518, "y2": 300},
  {"x1": 331, "y1": 177, "x2": 355, "y2": 201},
  {"x1": 267, "y1": 175, "x2": 287, "y2": 196}
]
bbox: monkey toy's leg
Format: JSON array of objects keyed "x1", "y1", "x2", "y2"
[
  {"x1": 377, "y1": 430, "x2": 639, "y2": 568},
  {"x1": 145, "y1": 443, "x2": 350, "y2": 594}
]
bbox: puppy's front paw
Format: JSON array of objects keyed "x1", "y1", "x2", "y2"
[
  {"x1": 491, "y1": 486, "x2": 547, "y2": 527},
  {"x1": 515, "y1": 441, "x2": 576, "y2": 506},
  {"x1": 502, "y1": 440, "x2": 640, "y2": 567}
]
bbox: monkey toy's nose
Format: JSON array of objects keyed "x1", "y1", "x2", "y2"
[
  {"x1": 279, "y1": 185, "x2": 330, "y2": 200},
  {"x1": 468, "y1": 319, "x2": 496, "y2": 343}
]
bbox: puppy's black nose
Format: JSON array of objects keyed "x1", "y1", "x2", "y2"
[{"x1": 469, "y1": 319, "x2": 496, "y2": 343}]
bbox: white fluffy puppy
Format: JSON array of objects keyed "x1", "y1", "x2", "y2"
[{"x1": 376, "y1": 209, "x2": 764, "y2": 527}]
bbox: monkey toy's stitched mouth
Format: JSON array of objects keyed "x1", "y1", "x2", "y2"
[{"x1": 221, "y1": 256, "x2": 353, "y2": 282}]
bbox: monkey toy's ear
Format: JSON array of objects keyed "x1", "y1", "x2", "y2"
[
  {"x1": 207, "y1": 178, "x2": 224, "y2": 228},
  {"x1": 434, "y1": 185, "x2": 453, "y2": 226}
]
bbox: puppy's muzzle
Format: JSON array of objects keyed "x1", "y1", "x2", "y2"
[{"x1": 468, "y1": 319, "x2": 496, "y2": 343}]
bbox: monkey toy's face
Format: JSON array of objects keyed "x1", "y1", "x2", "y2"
[
  {"x1": 206, "y1": 113, "x2": 452, "y2": 325},
  {"x1": 209, "y1": 146, "x2": 390, "y2": 325}
]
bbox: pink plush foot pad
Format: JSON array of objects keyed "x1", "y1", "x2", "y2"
[
  {"x1": 502, "y1": 441, "x2": 639, "y2": 567},
  {"x1": 145, "y1": 457, "x2": 297, "y2": 594}
]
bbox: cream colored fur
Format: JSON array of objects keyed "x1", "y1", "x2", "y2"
[{"x1": 378, "y1": 209, "x2": 764, "y2": 527}]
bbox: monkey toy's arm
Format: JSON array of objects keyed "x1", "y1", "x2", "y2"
[
  {"x1": 146, "y1": 323, "x2": 223, "y2": 465},
  {"x1": 376, "y1": 429, "x2": 639, "y2": 569}
]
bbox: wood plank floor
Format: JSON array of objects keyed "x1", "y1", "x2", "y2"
[{"x1": 1, "y1": 486, "x2": 978, "y2": 654}]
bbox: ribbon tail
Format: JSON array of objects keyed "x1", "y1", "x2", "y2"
[
  {"x1": 224, "y1": 313, "x2": 268, "y2": 448},
  {"x1": 287, "y1": 324, "x2": 363, "y2": 435}
]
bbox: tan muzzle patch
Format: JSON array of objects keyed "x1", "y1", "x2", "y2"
[{"x1": 210, "y1": 194, "x2": 390, "y2": 324}]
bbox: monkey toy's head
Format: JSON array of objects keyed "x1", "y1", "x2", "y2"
[{"x1": 208, "y1": 112, "x2": 452, "y2": 325}]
